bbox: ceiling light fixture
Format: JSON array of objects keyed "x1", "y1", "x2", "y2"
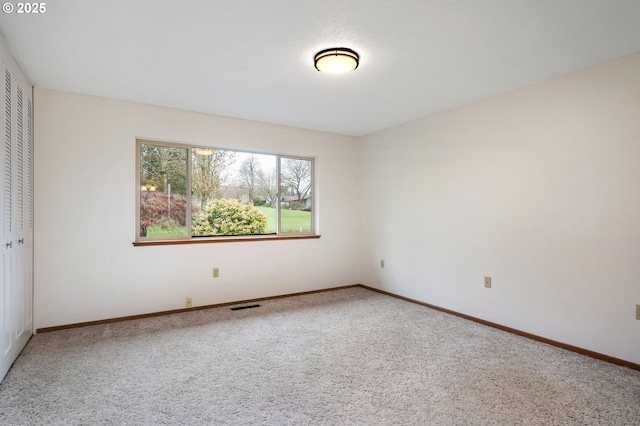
[{"x1": 314, "y1": 48, "x2": 359, "y2": 75}]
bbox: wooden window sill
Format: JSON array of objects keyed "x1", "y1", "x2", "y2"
[{"x1": 133, "y1": 234, "x2": 321, "y2": 247}]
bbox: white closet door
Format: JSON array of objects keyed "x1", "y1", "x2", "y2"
[
  {"x1": 14, "y1": 78, "x2": 32, "y2": 346},
  {"x1": 0, "y1": 39, "x2": 33, "y2": 383}
]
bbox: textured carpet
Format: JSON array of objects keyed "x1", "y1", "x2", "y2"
[{"x1": 1, "y1": 287, "x2": 639, "y2": 425}]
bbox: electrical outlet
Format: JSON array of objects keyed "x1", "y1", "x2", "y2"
[
  {"x1": 636, "y1": 304, "x2": 640, "y2": 320},
  {"x1": 213, "y1": 268, "x2": 219, "y2": 278},
  {"x1": 484, "y1": 276, "x2": 491, "y2": 288},
  {"x1": 380, "y1": 260, "x2": 385, "y2": 269},
  {"x1": 185, "y1": 298, "x2": 192, "y2": 308}
]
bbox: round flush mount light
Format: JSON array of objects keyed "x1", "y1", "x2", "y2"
[{"x1": 314, "y1": 48, "x2": 359, "y2": 75}]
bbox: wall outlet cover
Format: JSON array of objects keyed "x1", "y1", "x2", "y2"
[{"x1": 484, "y1": 276, "x2": 491, "y2": 288}]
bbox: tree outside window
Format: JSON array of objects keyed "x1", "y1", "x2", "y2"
[{"x1": 137, "y1": 140, "x2": 314, "y2": 240}]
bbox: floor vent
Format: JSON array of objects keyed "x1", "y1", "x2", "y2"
[{"x1": 230, "y1": 304, "x2": 261, "y2": 311}]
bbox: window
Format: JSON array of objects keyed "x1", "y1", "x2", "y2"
[{"x1": 136, "y1": 139, "x2": 315, "y2": 243}]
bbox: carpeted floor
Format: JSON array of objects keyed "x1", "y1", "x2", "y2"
[{"x1": 1, "y1": 286, "x2": 639, "y2": 425}]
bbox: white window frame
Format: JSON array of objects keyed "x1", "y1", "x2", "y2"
[{"x1": 135, "y1": 139, "x2": 317, "y2": 245}]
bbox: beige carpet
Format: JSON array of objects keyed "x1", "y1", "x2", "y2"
[{"x1": 1, "y1": 287, "x2": 639, "y2": 425}]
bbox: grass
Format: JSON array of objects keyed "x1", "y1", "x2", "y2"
[
  {"x1": 146, "y1": 206, "x2": 311, "y2": 237},
  {"x1": 255, "y1": 206, "x2": 312, "y2": 233},
  {"x1": 146, "y1": 224, "x2": 186, "y2": 237},
  {"x1": 145, "y1": 218, "x2": 186, "y2": 237}
]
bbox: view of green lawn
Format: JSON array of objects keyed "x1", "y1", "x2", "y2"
[
  {"x1": 146, "y1": 221, "x2": 185, "y2": 237},
  {"x1": 255, "y1": 206, "x2": 311, "y2": 233},
  {"x1": 140, "y1": 144, "x2": 313, "y2": 239},
  {"x1": 147, "y1": 205, "x2": 311, "y2": 236}
]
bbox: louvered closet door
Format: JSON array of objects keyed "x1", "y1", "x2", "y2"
[
  {"x1": 0, "y1": 43, "x2": 33, "y2": 383},
  {"x1": 13, "y1": 76, "x2": 33, "y2": 349}
]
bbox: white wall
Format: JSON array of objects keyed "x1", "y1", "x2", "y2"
[
  {"x1": 359, "y1": 53, "x2": 640, "y2": 364},
  {"x1": 35, "y1": 53, "x2": 640, "y2": 364},
  {"x1": 34, "y1": 89, "x2": 361, "y2": 329}
]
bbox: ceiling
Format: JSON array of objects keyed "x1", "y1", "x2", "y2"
[{"x1": 1, "y1": 0, "x2": 639, "y2": 137}]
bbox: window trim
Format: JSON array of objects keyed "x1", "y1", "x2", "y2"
[
  {"x1": 132, "y1": 234, "x2": 321, "y2": 247},
  {"x1": 135, "y1": 139, "x2": 317, "y2": 244}
]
